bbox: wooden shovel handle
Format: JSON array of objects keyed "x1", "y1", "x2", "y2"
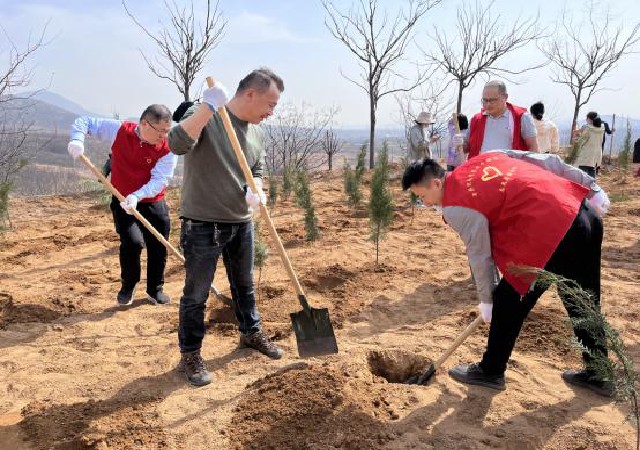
[
  {"x1": 206, "y1": 77, "x2": 306, "y2": 300},
  {"x1": 433, "y1": 315, "x2": 483, "y2": 370},
  {"x1": 78, "y1": 154, "x2": 185, "y2": 264}
]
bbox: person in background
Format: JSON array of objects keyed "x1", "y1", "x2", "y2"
[
  {"x1": 408, "y1": 111, "x2": 439, "y2": 161},
  {"x1": 573, "y1": 115, "x2": 604, "y2": 178},
  {"x1": 446, "y1": 113, "x2": 468, "y2": 171},
  {"x1": 530, "y1": 102, "x2": 559, "y2": 154}
]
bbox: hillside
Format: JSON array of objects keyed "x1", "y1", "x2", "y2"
[{"x1": 0, "y1": 167, "x2": 638, "y2": 449}]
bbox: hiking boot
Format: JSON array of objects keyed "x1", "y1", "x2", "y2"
[
  {"x1": 562, "y1": 369, "x2": 615, "y2": 398},
  {"x1": 147, "y1": 291, "x2": 170, "y2": 305},
  {"x1": 117, "y1": 287, "x2": 135, "y2": 306},
  {"x1": 239, "y1": 330, "x2": 283, "y2": 360},
  {"x1": 178, "y1": 350, "x2": 211, "y2": 387},
  {"x1": 449, "y1": 362, "x2": 506, "y2": 391}
]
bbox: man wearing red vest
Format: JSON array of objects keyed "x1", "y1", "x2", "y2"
[
  {"x1": 67, "y1": 105, "x2": 178, "y2": 306},
  {"x1": 402, "y1": 150, "x2": 614, "y2": 397},
  {"x1": 454, "y1": 81, "x2": 539, "y2": 158}
]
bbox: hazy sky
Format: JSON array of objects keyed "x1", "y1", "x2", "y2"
[{"x1": 1, "y1": 0, "x2": 639, "y2": 128}]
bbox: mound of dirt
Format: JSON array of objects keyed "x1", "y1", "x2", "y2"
[{"x1": 228, "y1": 363, "x2": 398, "y2": 450}]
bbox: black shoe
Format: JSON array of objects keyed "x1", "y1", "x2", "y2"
[
  {"x1": 117, "y1": 287, "x2": 135, "y2": 306},
  {"x1": 240, "y1": 330, "x2": 283, "y2": 360},
  {"x1": 562, "y1": 369, "x2": 615, "y2": 398},
  {"x1": 448, "y1": 362, "x2": 506, "y2": 390},
  {"x1": 147, "y1": 291, "x2": 170, "y2": 305},
  {"x1": 178, "y1": 350, "x2": 211, "y2": 387}
]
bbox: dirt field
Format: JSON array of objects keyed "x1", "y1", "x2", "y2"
[{"x1": 0, "y1": 167, "x2": 638, "y2": 449}]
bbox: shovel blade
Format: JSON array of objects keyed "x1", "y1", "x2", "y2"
[{"x1": 290, "y1": 307, "x2": 338, "y2": 358}]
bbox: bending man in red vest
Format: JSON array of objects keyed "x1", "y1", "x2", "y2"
[
  {"x1": 67, "y1": 105, "x2": 178, "y2": 306},
  {"x1": 454, "y1": 81, "x2": 539, "y2": 157},
  {"x1": 402, "y1": 150, "x2": 613, "y2": 397}
]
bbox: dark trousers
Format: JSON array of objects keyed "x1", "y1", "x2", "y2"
[
  {"x1": 480, "y1": 202, "x2": 607, "y2": 375},
  {"x1": 178, "y1": 220, "x2": 260, "y2": 353},
  {"x1": 578, "y1": 165, "x2": 596, "y2": 178},
  {"x1": 110, "y1": 197, "x2": 170, "y2": 296}
]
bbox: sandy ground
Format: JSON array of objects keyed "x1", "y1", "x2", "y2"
[{"x1": 0, "y1": 167, "x2": 638, "y2": 449}]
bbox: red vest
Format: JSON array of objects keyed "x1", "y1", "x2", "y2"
[
  {"x1": 110, "y1": 122, "x2": 170, "y2": 203},
  {"x1": 468, "y1": 103, "x2": 529, "y2": 159},
  {"x1": 442, "y1": 153, "x2": 589, "y2": 295}
]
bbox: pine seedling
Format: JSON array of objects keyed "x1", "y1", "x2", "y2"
[{"x1": 369, "y1": 143, "x2": 394, "y2": 264}]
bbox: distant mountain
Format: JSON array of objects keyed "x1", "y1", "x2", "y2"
[
  {"x1": 2, "y1": 96, "x2": 78, "y2": 131},
  {"x1": 18, "y1": 90, "x2": 97, "y2": 117}
]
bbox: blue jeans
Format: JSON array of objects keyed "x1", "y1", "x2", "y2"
[{"x1": 178, "y1": 219, "x2": 261, "y2": 353}]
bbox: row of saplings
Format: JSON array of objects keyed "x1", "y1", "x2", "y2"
[{"x1": 264, "y1": 143, "x2": 394, "y2": 264}]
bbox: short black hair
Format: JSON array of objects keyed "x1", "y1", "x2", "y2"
[
  {"x1": 140, "y1": 104, "x2": 172, "y2": 124},
  {"x1": 530, "y1": 102, "x2": 544, "y2": 121},
  {"x1": 457, "y1": 113, "x2": 468, "y2": 131},
  {"x1": 586, "y1": 111, "x2": 598, "y2": 121},
  {"x1": 592, "y1": 116, "x2": 603, "y2": 128},
  {"x1": 237, "y1": 67, "x2": 285, "y2": 94},
  {"x1": 172, "y1": 101, "x2": 194, "y2": 122},
  {"x1": 401, "y1": 158, "x2": 446, "y2": 191}
]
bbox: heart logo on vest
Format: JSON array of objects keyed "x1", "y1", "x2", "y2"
[{"x1": 480, "y1": 166, "x2": 503, "y2": 182}]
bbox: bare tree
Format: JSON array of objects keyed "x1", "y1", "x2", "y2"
[
  {"x1": 540, "y1": 1, "x2": 640, "y2": 141},
  {"x1": 0, "y1": 25, "x2": 49, "y2": 227},
  {"x1": 424, "y1": 0, "x2": 543, "y2": 114},
  {"x1": 263, "y1": 102, "x2": 339, "y2": 174},
  {"x1": 322, "y1": 0, "x2": 442, "y2": 169},
  {"x1": 123, "y1": 0, "x2": 226, "y2": 102},
  {"x1": 321, "y1": 128, "x2": 343, "y2": 171}
]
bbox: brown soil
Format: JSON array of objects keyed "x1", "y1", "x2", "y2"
[{"x1": 0, "y1": 168, "x2": 638, "y2": 449}]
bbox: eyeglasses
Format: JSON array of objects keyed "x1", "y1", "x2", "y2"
[
  {"x1": 146, "y1": 120, "x2": 171, "y2": 136},
  {"x1": 481, "y1": 97, "x2": 501, "y2": 105}
]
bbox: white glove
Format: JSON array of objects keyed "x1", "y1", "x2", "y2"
[
  {"x1": 120, "y1": 194, "x2": 138, "y2": 215},
  {"x1": 245, "y1": 178, "x2": 266, "y2": 209},
  {"x1": 453, "y1": 133, "x2": 465, "y2": 147},
  {"x1": 478, "y1": 303, "x2": 493, "y2": 323},
  {"x1": 202, "y1": 83, "x2": 229, "y2": 111},
  {"x1": 589, "y1": 189, "x2": 610, "y2": 217},
  {"x1": 67, "y1": 140, "x2": 84, "y2": 159}
]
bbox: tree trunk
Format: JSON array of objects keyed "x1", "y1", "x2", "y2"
[
  {"x1": 456, "y1": 81, "x2": 464, "y2": 115},
  {"x1": 570, "y1": 89, "x2": 582, "y2": 145},
  {"x1": 375, "y1": 222, "x2": 380, "y2": 264},
  {"x1": 328, "y1": 154, "x2": 333, "y2": 171},
  {"x1": 369, "y1": 95, "x2": 376, "y2": 169}
]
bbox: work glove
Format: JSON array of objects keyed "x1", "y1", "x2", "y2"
[
  {"x1": 589, "y1": 189, "x2": 610, "y2": 217},
  {"x1": 245, "y1": 178, "x2": 266, "y2": 209},
  {"x1": 202, "y1": 82, "x2": 229, "y2": 112},
  {"x1": 453, "y1": 133, "x2": 465, "y2": 147},
  {"x1": 478, "y1": 303, "x2": 493, "y2": 324},
  {"x1": 67, "y1": 140, "x2": 84, "y2": 159},
  {"x1": 120, "y1": 194, "x2": 138, "y2": 215}
]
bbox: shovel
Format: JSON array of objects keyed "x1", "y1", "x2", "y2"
[
  {"x1": 207, "y1": 76, "x2": 338, "y2": 358},
  {"x1": 407, "y1": 315, "x2": 483, "y2": 384},
  {"x1": 77, "y1": 154, "x2": 230, "y2": 304}
]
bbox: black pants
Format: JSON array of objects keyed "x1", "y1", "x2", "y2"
[
  {"x1": 110, "y1": 197, "x2": 170, "y2": 296},
  {"x1": 480, "y1": 202, "x2": 607, "y2": 375},
  {"x1": 578, "y1": 165, "x2": 596, "y2": 178}
]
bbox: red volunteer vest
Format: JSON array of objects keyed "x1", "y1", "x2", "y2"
[
  {"x1": 442, "y1": 153, "x2": 589, "y2": 295},
  {"x1": 468, "y1": 103, "x2": 529, "y2": 159},
  {"x1": 110, "y1": 122, "x2": 170, "y2": 203}
]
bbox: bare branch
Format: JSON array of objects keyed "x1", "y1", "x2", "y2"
[
  {"x1": 323, "y1": 0, "x2": 442, "y2": 168},
  {"x1": 421, "y1": 0, "x2": 544, "y2": 113},
  {"x1": 540, "y1": 0, "x2": 640, "y2": 139},
  {"x1": 123, "y1": 0, "x2": 227, "y2": 101}
]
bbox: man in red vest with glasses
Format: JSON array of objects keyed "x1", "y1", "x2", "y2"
[
  {"x1": 67, "y1": 105, "x2": 177, "y2": 307},
  {"x1": 402, "y1": 150, "x2": 613, "y2": 397},
  {"x1": 453, "y1": 81, "x2": 539, "y2": 157}
]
